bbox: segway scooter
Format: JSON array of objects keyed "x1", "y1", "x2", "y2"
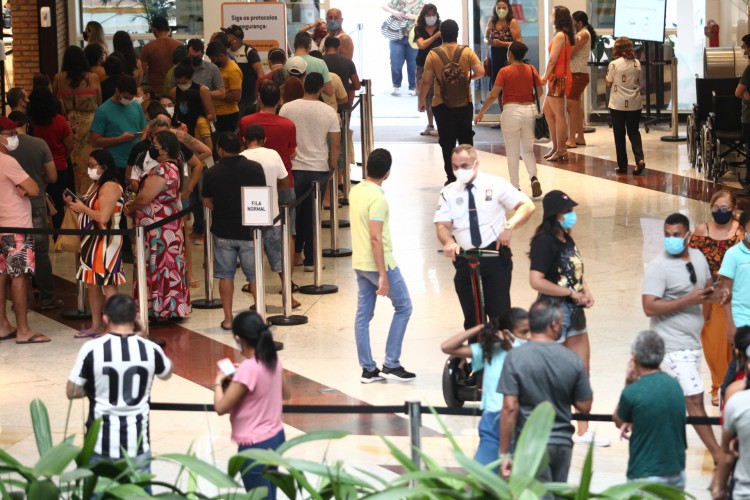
[{"x1": 441, "y1": 248, "x2": 500, "y2": 407}]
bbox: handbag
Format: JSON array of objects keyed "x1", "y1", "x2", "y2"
[
  {"x1": 528, "y1": 64, "x2": 550, "y2": 141},
  {"x1": 53, "y1": 208, "x2": 80, "y2": 253},
  {"x1": 483, "y1": 57, "x2": 491, "y2": 78},
  {"x1": 45, "y1": 193, "x2": 58, "y2": 217},
  {"x1": 381, "y1": 15, "x2": 408, "y2": 40}
]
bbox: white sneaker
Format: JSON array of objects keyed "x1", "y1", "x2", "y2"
[
  {"x1": 410, "y1": 88, "x2": 418, "y2": 96},
  {"x1": 573, "y1": 429, "x2": 610, "y2": 447},
  {"x1": 390, "y1": 87, "x2": 400, "y2": 95}
]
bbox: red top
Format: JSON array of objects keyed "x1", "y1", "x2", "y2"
[
  {"x1": 239, "y1": 112, "x2": 297, "y2": 187},
  {"x1": 495, "y1": 64, "x2": 542, "y2": 105},
  {"x1": 548, "y1": 36, "x2": 573, "y2": 96},
  {"x1": 32, "y1": 114, "x2": 72, "y2": 171}
]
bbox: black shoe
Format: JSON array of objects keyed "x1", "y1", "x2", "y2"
[
  {"x1": 361, "y1": 368, "x2": 385, "y2": 384},
  {"x1": 381, "y1": 365, "x2": 416, "y2": 382}
]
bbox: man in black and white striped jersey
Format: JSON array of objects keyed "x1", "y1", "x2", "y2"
[{"x1": 66, "y1": 294, "x2": 172, "y2": 470}]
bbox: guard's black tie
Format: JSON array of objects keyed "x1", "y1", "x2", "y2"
[{"x1": 466, "y1": 183, "x2": 481, "y2": 248}]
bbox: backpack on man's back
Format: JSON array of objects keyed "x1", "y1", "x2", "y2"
[{"x1": 434, "y1": 45, "x2": 470, "y2": 109}]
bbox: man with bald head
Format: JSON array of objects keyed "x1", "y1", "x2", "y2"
[{"x1": 323, "y1": 8, "x2": 353, "y2": 59}]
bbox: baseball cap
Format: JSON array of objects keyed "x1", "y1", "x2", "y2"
[
  {"x1": 287, "y1": 56, "x2": 308, "y2": 77},
  {"x1": 0, "y1": 116, "x2": 20, "y2": 132},
  {"x1": 221, "y1": 25, "x2": 244, "y2": 40},
  {"x1": 542, "y1": 190, "x2": 577, "y2": 219}
]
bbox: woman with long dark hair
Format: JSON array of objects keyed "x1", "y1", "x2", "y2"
[
  {"x1": 28, "y1": 85, "x2": 73, "y2": 229},
  {"x1": 529, "y1": 190, "x2": 608, "y2": 447},
  {"x1": 566, "y1": 11, "x2": 596, "y2": 149},
  {"x1": 64, "y1": 149, "x2": 125, "y2": 338},
  {"x1": 84, "y1": 43, "x2": 106, "y2": 82},
  {"x1": 214, "y1": 311, "x2": 290, "y2": 498},
  {"x1": 606, "y1": 37, "x2": 645, "y2": 175},
  {"x1": 52, "y1": 45, "x2": 102, "y2": 194},
  {"x1": 541, "y1": 6, "x2": 574, "y2": 162},
  {"x1": 485, "y1": 1, "x2": 522, "y2": 86},
  {"x1": 414, "y1": 3, "x2": 441, "y2": 136},
  {"x1": 112, "y1": 31, "x2": 143, "y2": 84}
]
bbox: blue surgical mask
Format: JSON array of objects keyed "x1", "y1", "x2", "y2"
[
  {"x1": 425, "y1": 16, "x2": 438, "y2": 26},
  {"x1": 664, "y1": 236, "x2": 687, "y2": 256},
  {"x1": 559, "y1": 211, "x2": 577, "y2": 230},
  {"x1": 327, "y1": 20, "x2": 341, "y2": 31}
]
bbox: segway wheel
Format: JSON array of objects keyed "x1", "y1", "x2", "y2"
[{"x1": 442, "y1": 356, "x2": 467, "y2": 407}]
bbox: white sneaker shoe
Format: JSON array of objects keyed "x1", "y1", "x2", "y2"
[
  {"x1": 390, "y1": 87, "x2": 400, "y2": 95},
  {"x1": 573, "y1": 429, "x2": 610, "y2": 447}
]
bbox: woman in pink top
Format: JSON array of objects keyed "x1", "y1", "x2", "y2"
[{"x1": 214, "y1": 311, "x2": 290, "y2": 497}]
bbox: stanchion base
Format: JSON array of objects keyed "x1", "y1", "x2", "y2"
[
  {"x1": 268, "y1": 314, "x2": 308, "y2": 326},
  {"x1": 321, "y1": 220, "x2": 350, "y2": 228},
  {"x1": 192, "y1": 299, "x2": 223, "y2": 309},
  {"x1": 298, "y1": 284, "x2": 339, "y2": 295},
  {"x1": 584, "y1": 127, "x2": 596, "y2": 133},
  {"x1": 660, "y1": 136, "x2": 687, "y2": 142},
  {"x1": 322, "y1": 248, "x2": 352, "y2": 257},
  {"x1": 274, "y1": 340, "x2": 284, "y2": 351},
  {"x1": 62, "y1": 309, "x2": 91, "y2": 320}
]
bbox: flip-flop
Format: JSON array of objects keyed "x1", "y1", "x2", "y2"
[
  {"x1": 0, "y1": 331, "x2": 17, "y2": 341},
  {"x1": 189, "y1": 279, "x2": 200, "y2": 288},
  {"x1": 242, "y1": 283, "x2": 251, "y2": 294},
  {"x1": 292, "y1": 299, "x2": 301, "y2": 309},
  {"x1": 220, "y1": 322, "x2": 232, "y2": 331},
  {"x1": 16, "y1": 334, "x2": 51, "y2": 344},
  {"x1": 278, "y1": 282, "x2": 300, "y2": 294},
  {"x1": 74, "y1": 330, "x2": 102, "y2": 339}
]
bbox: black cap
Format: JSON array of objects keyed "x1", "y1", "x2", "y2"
[
  {"x1": 542, "y1": 190, "x2": 577, "y2": 219},
  {"x1": 221, "y1": 25, "x2": 244, "y2": 40}
]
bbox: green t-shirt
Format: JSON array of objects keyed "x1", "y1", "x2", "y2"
[
  {"x1": 349, "y1": 181, "x2": 397, "y2": 272},
  {"x1": 617, "y1": 371, "x2": 686, "y2": 480},
  {"x1": 741, "y1": 65, "x2": 750, "y2": 124}
]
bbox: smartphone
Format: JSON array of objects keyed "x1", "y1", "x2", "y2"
[
  {"x1": 63, "y1": 188, "x2": 78, "y2": 202},
  {"x1": 217, "y1": 358, "x2": 236, "y2": 376}
]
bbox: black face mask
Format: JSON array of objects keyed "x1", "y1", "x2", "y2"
[
  {"x1": 83, "y1": 31, "x2": 89, "y2": 42},
  {"x1": 148, "y1": 146, "x2": 160, "y2": 160},
  {"x1": 191, "y1": 56, "x2": 203, "y2": 68}
]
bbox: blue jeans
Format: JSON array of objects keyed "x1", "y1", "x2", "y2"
[
  {"x1": 238, "y1": 429, "x2": 286, "y2": 498},
  {"x1": 212, "y1": 236, "x2": 255, "y2": 281},
  {"x1": 474, "y1": 410, "x2": 501, "y2": 472},
  {"x1": 292, "y1": 170, "x2": 328, "y2": 266},
  {"x1": 354, "y1": 268, "x2": 413, "y2": 371},
  {"x1": 629, "y1": 471, "x2": 685, "y2": 489},
  {"x1": 389, "y1": 38, "x2": 417, "y2": 89}
]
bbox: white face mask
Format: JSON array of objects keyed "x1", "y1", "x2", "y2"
[
  {"x1": 164, "y1": 105, "x2": 175, "y2": 117},
  {"x1": 88, "y1": 168, "x2": 102, "y2": 181},
  {"x1": 119, "y1": 97, "x2": 133, "y2": 106},
  {"x1": 455, "y1": 166, "x2": 476, "y2": 184},
  {"x1": 3, "y1": 134, "x2": 19, "y2": 151},
  {"x1": 177, "y1": 82, "x2": 192, "y2": 91},
  {"x1": 496, "y1": 7, "x2": 508, "y2": 18},
  {"x1": 425, "y1": 16, "x2": 438, "y2": 26},
  {"x1": 133, "y1": 96, "x2": 144, "y2": 104}
]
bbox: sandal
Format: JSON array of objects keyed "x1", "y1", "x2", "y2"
[
  {"x1": 278, "y1": 281, "x2": 300, "y2": 294},
  {"x1": 75, "y1": 329, "x2": 102, "y2": 339},
  {"x1": 188, "y1": 278, "x2": 200, "y2": 288},
  {"x1": 17, "y1": 333, "x2": 52, "y2": 344},
  {"x1": 242, "y1": 283, "x2": 252, "y2": 294}
]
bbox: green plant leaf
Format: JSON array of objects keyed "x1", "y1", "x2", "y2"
[
  {"x1": 228, "y1": 450, "x2": 322, "y2": 499},
  {"x1": 509, "y1": 402, "x2": 555, "y2": 495},
  {"x1": 32, "y1": 441, "x2": 81, "y2": 477},
  {"x1": 598, "y1": 481, "x2": 693, "y2": 500},
  {"x1": 268, "y1": 472, "x2": 298, "y2": 499},
  {"x1": 353, "y1": 467, "x2": 390, "y2": 488},
  {"x1": 30, "y1": 399, "x2": 53, "y2": 456},
  {"x1": 427, "y1": 406, "x2": 464, "y2": 452},
  {"x1": 365, "y1": 486, "x2": 442, "y2": 499},
  {"x1": 452, "y1": 450, "x2": 512, "y2": 497},
  {"x1": 76, "y1": 418, "x2": 102, "y2": 467},
  {"x1": 107, "y1": 483, "x2": 150, "y2": 498},
  {"x1": 158, "y1": 454, "x2": 239, "y2": 488},
  {"x1": 28, "y1": 479, "x2": 60, "y2": 498},
  {"x1": 574, "y1": 442, "x2": 594, "y2": 500},
  {"x1": 275, "y1": 430, "x2": 349, "y2": 455},
  {"x1": 379, "y1": 436, "x2": 419, "y2": 473},
  {"x1": 60, "y1": 468, "x2": 95, "y2": 483}
]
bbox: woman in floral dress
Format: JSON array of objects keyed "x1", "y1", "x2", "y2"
[{"x1": 125, "y1": 130, "x2": 190, "y2": 319}]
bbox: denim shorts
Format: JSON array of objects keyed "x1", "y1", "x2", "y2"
[
  {"x1": 560, "y1": 299, "x2": 587, "y2": 341},
  {"x1": 262, "y1": 226, "x2": 282, "y2": 273},
  {"x1": 213, "y1": 235, "x2": 255, "y2": 282},
  {"x1": 278, "y1": 188, "x2": 295, "y2": 236}
]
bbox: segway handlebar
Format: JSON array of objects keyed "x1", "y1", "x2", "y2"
[{"x1": 437, "y1": 248, "x2": 502, "y2": 257}]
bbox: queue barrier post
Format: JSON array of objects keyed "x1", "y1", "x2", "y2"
[
  {"x1": 299, "y1": 181, "x2": 338, "y2": 295},
  {"x1": 62, "y1": 253, "x2": 91, "y2": 320},
  {"x1": 323, "y1": 171, "x2": 352, "y2": 258},
  {"x1": 192, "y1": 207, "x2": 222, "y2": 309},
  {"x1": 340, "y1": 110, "x2": 351, "y2": 205},
  {"x1": 661, "y1": 57, "x2": 687, "y2": 143},
  {"x1": 252, "y1": 228, "x2": 266, "y2": 322},
  {"x1": 322, "y1": 121, "x2": 350, "y2": 230},
  {"x1": 268, "y1": 205, "x2": 308, "y2": 326},
  {"x1": 135, "y1": 225, "x2": 149, "y2": 338},
  {"x1": 360, "y1": 79, "x2": 375, "y2": 178},
  {"x1": 407, "y1": 401, "x2": 423, "y2": 475}
]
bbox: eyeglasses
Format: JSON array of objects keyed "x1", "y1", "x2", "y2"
[{"x1": 686, "y1": 262, "x2": 697, "y2": 285}]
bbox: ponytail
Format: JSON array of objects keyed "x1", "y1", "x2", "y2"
[
  {"x1": 572, "y1": 11, "x2": 597, "y2": 50},
  {"x1": 231, "y1": 311, "x2": 278, "y2": 370},
  {"x1": 255, "y1": 327, "x2": 278, "y2": 369}
]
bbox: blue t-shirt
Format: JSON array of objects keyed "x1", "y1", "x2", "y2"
[
  {"x1": 718, "y1": 241, "x2": 750, "y2": 327},
  {"x1": 90, "y1": 99, "x2": 147, "y2": 168},
  {"x1": 470, "y1": 339, "x2": 525, "y2": 412}
]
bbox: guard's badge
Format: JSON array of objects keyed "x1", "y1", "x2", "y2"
[{"x1": 456, "y1": 197, "x2": 464, "y2": 206}]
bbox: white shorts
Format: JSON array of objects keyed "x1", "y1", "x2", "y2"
[{"x1": 660, "y1": 349, "x2": 704, "y2": 397}]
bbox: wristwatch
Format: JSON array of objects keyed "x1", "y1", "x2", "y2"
[{"x1": 503, "y1": 221, "x2": 513, "y2": 231}]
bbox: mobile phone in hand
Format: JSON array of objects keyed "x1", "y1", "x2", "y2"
[
  {"x1": 63, "y1": 188, "x2": 78, "y2": 202},
  {"x1": 217, "y1": 358, "x2": 236, "y2": 376}
]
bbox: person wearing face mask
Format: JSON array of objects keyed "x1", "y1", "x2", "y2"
[
  {"x1": 64, "y1": 149, "x2": 125, "y2": 338},
  {"x1": 221, "y1": 25, "x2": 264, "y2": 118},
  {"x1": 206, "y1": 41, "x2": 244, "y2": 133},
  {"x1": 485, "y1": 1, "x2": 522, "y2": 98},
  {"x1": 441, "y1": 308, "x2": 530, "y2": 470},
  {"x1": 321, "y1": 8, "x2": 354, "y2": 59},
  {"x1": 642, "y1": 212, "x2": 721, "y2": 464},
  {"x1": 169, "y1": 39, "x2": 225, "y2": 102},
  {"x1": 498, "y1": 298, "x2": 593, "y2": 483},
  {"x1": 528, "y1": 189, "x2": 608, "y2": 447},
  {"x1": 170, "y1": 60, "x2": 217, "y2": 126},
  {"x1": 689, "y1": 190, "x2": 742, "y2": 406},
  {"x1": 435, "y1": 144, "x2": 535, "y2": 331},
  {"x1": 413, "y1": 3, "x2": 441, "y2": 137}
]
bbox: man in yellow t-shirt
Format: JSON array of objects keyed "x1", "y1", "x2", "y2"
[
  {"x1": 349, "y1": 148, "x2": 415, "y2": 384},
  {"x1": 206, "y1": 41, "x2": 243, "y2": 132}
]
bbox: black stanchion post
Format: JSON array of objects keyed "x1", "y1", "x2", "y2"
[
  {"x1": 135, "y1": 225, "x2": 149, "y2": 337},
  {"x1": 62, "y1": 255, "x2": 91, "y2": 319},
  {"x1": 268, "y1": 205, "x2": 307, "y2": 326},
  {"x1": 323, "y1": 171, "x2": 352, "y2": 258},
  {"x1": 408, "y1": 401, "x2": 422, "y2": 475},
  {"x1": 299, "y1": 181, "x2": 338, "y2": 295},
  {"x1": 193, "y1": 207, "x2": 222, "y2": 309}
]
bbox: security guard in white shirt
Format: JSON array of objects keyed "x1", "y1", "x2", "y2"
[{"x1": 434, "y1": 144, "x2": 536, "y2": 329}]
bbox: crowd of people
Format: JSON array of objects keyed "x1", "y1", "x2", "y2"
[{"x1": 2, "y1": 4, "x2": 750, "y2": 498}]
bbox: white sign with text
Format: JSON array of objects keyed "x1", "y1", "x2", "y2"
[
  {"x1": 221, "y1": 2, "x2": 287, "y2": 68},
  {"x1": 241, "y1": 186, "x2": 273, "y2": 226}
]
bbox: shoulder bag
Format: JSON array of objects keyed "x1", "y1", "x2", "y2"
[
  {"x1": 528, "y1": 64, "x2": 550, "y2": 141},
  {"x1": 381, "y1": 15, "x2": 408, "y2": 40}
]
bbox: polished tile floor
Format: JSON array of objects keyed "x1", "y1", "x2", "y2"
[{"x1": 2, "y1": 118, "x2": 745, "y2": 498}]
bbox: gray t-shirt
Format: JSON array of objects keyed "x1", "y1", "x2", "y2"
[
  {"x1": 497, "y1": 341, "x2": 593, "y2": 446},
  {"x1": 169, "y1": 60, "x2": 224, "y2": 91},
  {"x1": 10, "y1": 134, "x2": 53, "y2": 208},
  {"x1": 642, "y1": 249, "x2": 710, "y2": 352},
  {"x1": 724, "y1": 390, "x2": 750, "y2": 497},
  {"x1": 741, "y1": 65, "x2": 750, "y2": 124}
]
